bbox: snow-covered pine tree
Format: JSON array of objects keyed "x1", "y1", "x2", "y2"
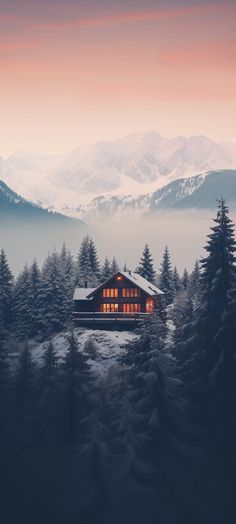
[
  {"x1": 89, "y1": 237, "x2": 100, "y2": 278},
  {"x1": 59, "y1": 244, "x2": 76, "y2": 320},
  {"x1": 137, "y1": 244, "x2": 155, "y2": 283},
  {"x1": 15, "y1": 339, "x2": 38, "y2": 443},
  {"x1": 37, "y1": 340, "x2": 61, "y2": 441},
  {"x1": 29, "y1": 259, "x2": 41, "y2": 336},
  {"x1": 178, "y1": 199, "x2": 236, "y2": 439},
  {"x1": 0, "y1": 336, "x2": 10, "y2": 439},
  {"x1": 62, "y1": 332, "x2": 92, "y2": 443},
  {"x1": 0, "y1": 249, "x2": 13, "y2": 337},
  {"x1": 77, "y1": 236, "x2": 95, "y2": 287},
  {"x1": 189, "y1": 260, "x2": 201, "y2": 305},
  {"x1": 14, "y1": 265, "x2": 32, "y2": 338},
  {"x1": 38, "y1": 251, "x2": 67, "y2": 334},
  {"x1": 182, "y1": 268, "x2": 190, "y2": 291},
  {"x1": 100, "y1": 257, "x2": 112, "y2": 282},
  {"x1": 172, "y1": 266, "x2": 182, "y2": 294},
  {"x1": 159, "y1": 246, "x2": 173, "y2": 305},
  {"x1": 111, "y1": 257, "x2": 120, "y2": 274}
]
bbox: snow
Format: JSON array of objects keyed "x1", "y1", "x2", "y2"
[
  {"x1": 120, "y1": 271, "x2": 164, "y2": 296},
  {"x1": 28, "y1": 328, "x2": 138, "y2": 379},
  {"x1": 1, "y1": 130, "x2": 236, "y2": 217},
  {"x1": 73, "y1": 288, "x2": 96, "y2": 300}
]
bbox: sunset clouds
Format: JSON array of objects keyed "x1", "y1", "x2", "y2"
[{"x1": 0, "y1": 0, "x2": 235, "y2": 156}]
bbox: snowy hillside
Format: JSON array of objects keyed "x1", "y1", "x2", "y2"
[
  {"x1": 0, "y1": 131, "x2": 236, "y2": 214},
  {"x1": 19, "y1": 329, "x2": 137, "y2": 382},
  {"x1": 76, "y1": 170, "x2": 236, "y2": 221}
]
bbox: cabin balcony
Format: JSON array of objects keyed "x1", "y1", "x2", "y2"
[{"x1": 73, "y1": 311, "x2": 150, "y2": 329}]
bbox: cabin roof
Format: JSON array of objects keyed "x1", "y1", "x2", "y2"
[
  {"x1": 73, "y1": 271, "x2": 164, "y2": 302},
  {"x1": 119, "y1": 271, "x2": 164, "y2": 296},
  {"x1": 73, "y1": 288, "x2": 96, "y2": 301}
]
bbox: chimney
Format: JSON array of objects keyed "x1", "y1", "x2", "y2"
[
  {"x1": 129, "y1": 270, "x2": 131, "y2": 276},
  {"x1": 85, "y1": 281, "x2": 88, "y2": 289}
]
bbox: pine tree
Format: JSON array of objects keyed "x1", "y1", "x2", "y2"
[
  {"x1": 111, "y1": 257, "x2": 120, "y2": 274},
  {"x1": 100, "y1": 257, "x2": 112, "y2": 282},
  {"x1": 182, "y1": 268, "x2": 190, "y2": 291},
  {"x1": 62, "y1": 332, "x2": 92, "y2": 443},
  {"x1": 178, "y1": 200, "x2": 236, "y2": 440},
  {"x1": 29, "y1": 259, "x2": 41, "y2": 336},
  {"x1": 14, "y1": 265, "x2": 31, "y2": 338},
  {"x1": 0, "y1": 249, "x2": 13, "y2": 337},
  {"x1": 89, "y1": 238, "x2": 100, "y2": 277},
  {"x1": 77, "y1": 236, "x2": 94, "y2": 287},
  {"x1": 38, "y1": 251, "x2": 67, "y2": 334},
  {"x1": 137, "y1": 244, "x2": 155, "y2": 283},
  {"x1": 59, "y1": 244, "x2": 75, "y2": 318},
  {"x1": 172, "y1": 266, "x2": 182, "y2": 294},
  {"x1": 159, "y1": 246, "x2": 173, "y2": 305},
  {"x1": 189, "y1": 260, "x2": 201, "y2": 304}
]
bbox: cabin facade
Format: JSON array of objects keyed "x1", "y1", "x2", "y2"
[{"x1": 73, "y1": 271, "x2": 164, "y2": 329}]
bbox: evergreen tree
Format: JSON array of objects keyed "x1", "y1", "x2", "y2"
[
  {"x1": 182, "y1": 268, "x2": 190, "y2": 291},
  {"x1": 77, "y1": 236, "x2": 94, "y2": 286},
  {"x1": 89, "y1": 238, "x2": 100, "y2": 277},
  {"x1": 189, "y1": 260, "x2": 201, "y2": 304},
  {"x1": 172, "y1": 266, "x2": 182, "y2": 294},
  {"x1": 111, "y1": 257, "x2": 120, "y2": 274},
  {"x1": 14, "y1": 265, "x2": 31, "y2": 338},
  {"x1": 178, "y1": 200, "x2": 236, "y2": 440},
  {"x1": 0, "y1": 249, "x2": 13, "y2": 337},
  {"x1": 100, "y1": 257, "x2": 112, "y2": 281},
  {"x1": 159, "y1": 246, "x2": 173, "y2": 305},
  {"x1": 29, "y1": 259, "x2": 41, "y2": 336},
  {"x1": 38, "y1": 251, "x2": 66, "y2": 334},
  {"x1": 59, "y1": 244, "x2": 75, "y2": 317},
  {"x1": 123, "y1": 262, "x2": 128, "y2": 272},
  {"x1": 137, "y1": 244, "x2": 155, "y2": 282},
  {"x1": 62, "y1": 332, "x2": 92, "y2": 442}
]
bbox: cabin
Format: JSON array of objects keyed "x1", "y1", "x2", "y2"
[{"x1": 73, "y1": 271, "x2": 164, "y2": 329}]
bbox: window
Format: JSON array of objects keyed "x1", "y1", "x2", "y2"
[
  {"x1": 101, "y1": 304, "x2": 119, "y2": 313},
  {"x1": 146, "y1": 298, "x2": 154, "y2": 313},
  {"x1": 123, "y1": 304, "x2": 141, "y2": 313},
  {"x1": 102, "y1": 288, "x2": 118, "y2": 298},
  {"x1": 122, "y1": 288, "x2": 140, "y2": 298}
]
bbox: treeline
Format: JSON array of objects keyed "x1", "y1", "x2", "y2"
[{"x1": 0, "y1": 233, "x2": 199, "y2": 342}]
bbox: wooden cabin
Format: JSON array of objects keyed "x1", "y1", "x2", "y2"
[{"x1": 73, "y1": 271, "x2": 164, "y2": 329}]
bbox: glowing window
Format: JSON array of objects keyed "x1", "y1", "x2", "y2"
[
  {"x1": 123, "y1": 304, "x2": 141, "y2": 313},
  {"x1": 146, "y1": 299, "x2": 154, "y2": 313},
  {"x1": 102, "y1": 288, "x2": 118, "y2": 298},
  {"x1": 101, "y1": 303, "x2": 119, "y2": 313},
  {"x1": 122, "y1": 288, "x2": 140, "y2": 298}
]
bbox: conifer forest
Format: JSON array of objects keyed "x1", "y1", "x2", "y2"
[{"x1": 0, "y1": 198, "x2": 236, "y2": 524}]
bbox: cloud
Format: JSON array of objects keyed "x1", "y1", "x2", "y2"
[{"x1": 31, "y1": 3, "x2": 222, "y2": 31}]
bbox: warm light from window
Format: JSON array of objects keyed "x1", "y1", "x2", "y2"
[
  {"x1": 146, "y1": 299, "x2": 154, "y2": 313},
  {"x1": 123, "y1": 304, "x2": 141, "y2": 313},
  {"x1": 101, "y1": 304, "x2": 119, "y2": 312},
  {"x1": 122, "y1": 288, "x2": 140, "y2": 298},
  {"x1": 102, "y1": 288, "x2": 118, "y2": 298},
  {"x1": 116, "y1": 275, "x2": 123, "y2": 280}
]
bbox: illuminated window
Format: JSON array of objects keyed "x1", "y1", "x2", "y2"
[
  {"x1": 146, "y1": 298, "x2": 154, "y2": 313},
  {"x1": 123, "y1": 304, "x2": 141, "y2": 313},
  {"x1": 122, "y1": 288, "x2": 140, "y2": 298},
  {"x1": 102, "y1": 288, "x2": 118, "y2": 298},
  {"x1": 116, "y1": 275, "x2": 123, "y2": 281},
  {"x1": 101, "y1": 303, "x2": 119, "y2": 312}
]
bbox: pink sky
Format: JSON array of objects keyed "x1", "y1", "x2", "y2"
[{"x1": 0, "y1": 0, "x2": 235, "y2": 156}]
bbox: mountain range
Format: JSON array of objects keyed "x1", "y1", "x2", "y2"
[
  {"x1": 1, "y1": 131, "x2": 236, "y2": 216},
  {"x1": 78, "y1": 170, "x2": 236, "y2": 221}
]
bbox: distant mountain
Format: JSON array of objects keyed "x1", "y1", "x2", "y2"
[
  {"x1": 0, "y1": 179, "x2": 83, "y2": 226},
  {"x1": 77, "y1": 170, "x2": 236, "y2": 221},
  {"x1": 0, "y1": 131, "x2": 236, "y2": 214}
]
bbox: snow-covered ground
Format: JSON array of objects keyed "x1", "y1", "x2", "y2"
[{"x1": 28, "y1": 328, "x2": 138, "y2": 381}]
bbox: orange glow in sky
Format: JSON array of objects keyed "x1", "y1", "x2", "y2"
[{"x1": 0, "y1": 0, "x2": 235, "y2": 156}]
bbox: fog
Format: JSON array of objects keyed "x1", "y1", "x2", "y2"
[{"x1": 1, "y1": 210, "x2": 236, "y2": 276}]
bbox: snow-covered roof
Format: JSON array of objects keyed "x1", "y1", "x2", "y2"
[
  {"x1": 73, "y1": 288, "x2": 96, "y2": 301},
  {"x1": 119, "y1": 272, "x2": 164, "y2": 296}
]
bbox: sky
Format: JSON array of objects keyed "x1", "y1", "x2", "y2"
[{"x1": 0, "y1": 0, "x2": 236, "y2": 157}]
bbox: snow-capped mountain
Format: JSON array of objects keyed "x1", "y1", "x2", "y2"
[
  {"x1": 0, "y1": 179, "x2": 83, "y2": 226},
  {"x1": 76, "y1": 170, "x2": 236, "y2": 222},
  {"x1": 0, "y1": 131, "x2": 236, "y2": 214}
]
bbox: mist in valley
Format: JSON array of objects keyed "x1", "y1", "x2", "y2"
[{"x1": 1, "y1": 208, "x2": 234, "y2": 276}]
